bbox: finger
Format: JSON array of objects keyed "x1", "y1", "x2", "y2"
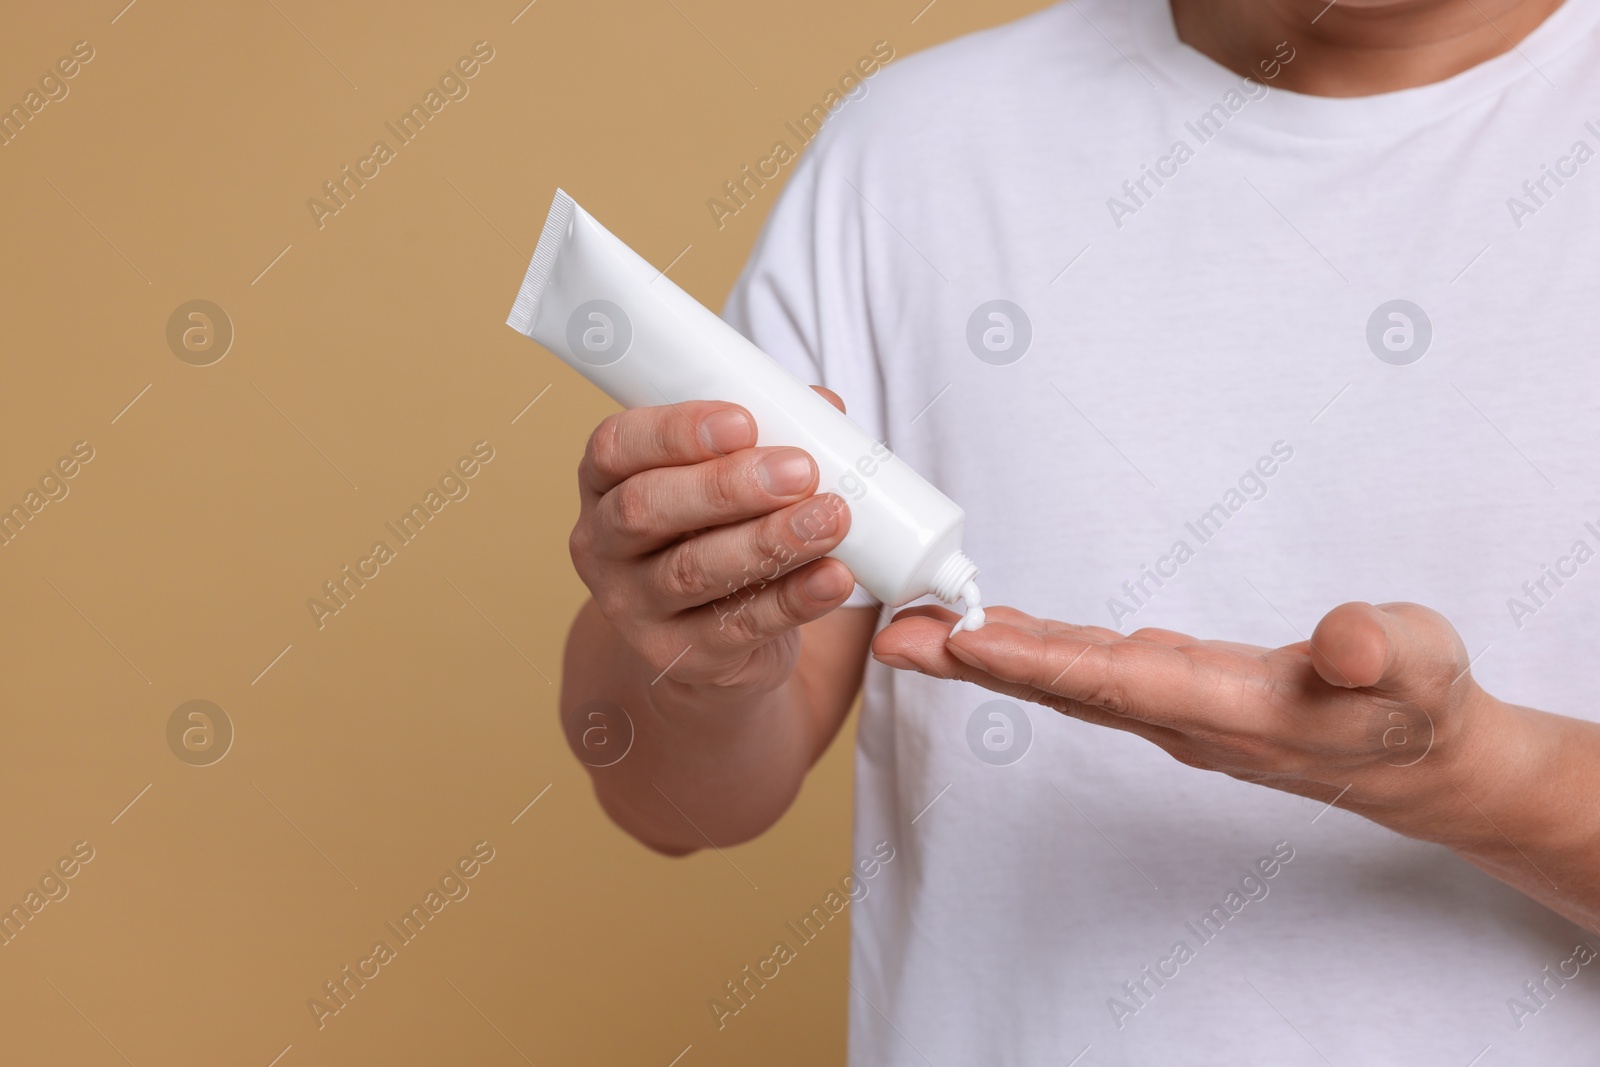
[
  {"x1": 871, "y1": 611, "x2": 1192, "y2": 746},
  {"x1": 1123, "y1": 625, "x2": 1265, "y2": 657},
  {"x1": 934, "y1": 616, "x2": 1201, "y2": 730},
  {"x1": 1126, "y1": 626, "x2": 1201, "y2": 647},
  {"x1": 873, "y1": 608, "x2": 1063, "y2": 695},
  {"x1": 596, "y1": 446, "x2": 819, "y2": 558},
  {"x1": 998, "y1": 607, "x2": 1127, "y2": 644},
  {"x1": 1306, "y1": 602, "x2": 1386, "y2": 687},
  {"x1": 581, "y1": 401, "x2": 757, "y2": 497},
  {"x1": 891, "y1": 603, "x2": 1126, "y2": 645},
  {"x1": 1309, "y1": 601, "x2": 1468, "y2": 694},
  {"x1": 878, "y1": 605, "x2": 1123, "y2": 677},
  {"x1": 811, "y1": 384, "x2": 846, "y2": 413},
  {"x1": 697, "y1": 557, "x2": 856, "y2": 649},
  {"x1": 877, "y1": 609, "x2": 1126, "y2": 699},
  {"x1": 1194, "y1": 639, "x2": 1272, "y2": 656},
  {"x1": 650, "y1": 493, "x2": 851, "y2": 609},
  {"x1": 873, "y1": 605, "x2": 964, "y2": 673}
]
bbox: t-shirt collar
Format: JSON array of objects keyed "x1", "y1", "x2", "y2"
[{"x1": 1110, "y1": 0, "x2": 1600, "y2": 140}]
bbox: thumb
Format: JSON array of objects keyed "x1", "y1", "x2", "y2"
[
  {"x1": 811, "y1": 384, "x2": 847, "y2": 414},
  {"x1": 1307, "y1": 601, "x2": 1467, "y2": 693}
]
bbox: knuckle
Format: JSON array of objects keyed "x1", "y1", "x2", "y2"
[
  {"x1": 588, "y1": 414, "x2": 627, "y2": 478},
  {"x1": 1081, "y1": 645, "x2": 1129, "y2": 712},
  {"x1": 568, "y1": 522, "x2": 594, "y2": 570},
  {"x1": 608, "y1": 483, "x2": 656, "y2": 539},
  {"x1": 659, "y1": 544, "x2": 710, "y2": 603},
  {"x1": 759, "y1": 511, "x2": 809, "y2": 566},
  {"x1": 702, "y1": 458, "x2": 746, "y2": 515},
  {"x1": 787, "y1": 494, "x2": 841, "y2": 547},
  {"x1": 741, "y1": 516, "x2": 795, "y2": 575},
  {"x1": 650, "y1": 414, "x2": 677, "y2": 465},
  {"x1": 721, "y1": 575, "x2": 807, "y2": 647},
  {"x1": 713, "y1": 592, "x2": 767, "y2": 645},
  {"x1": 771, "y1": 572, "x2": 813, "y2": 626}
]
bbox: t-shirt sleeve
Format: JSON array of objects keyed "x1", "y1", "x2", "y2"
[{"x1": 720, "y1": 133, "x2": 886, "y2": 609}]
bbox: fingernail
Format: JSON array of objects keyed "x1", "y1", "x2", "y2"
[
  {"x1": 805, "y1": 563, "x2": 851, "y2": 601},
  {"x1": 699, "y1": 409, "x2": 754, "y2": 453},
  {"x1": 875, "y1": 652, "x2": 915, "y2": 670},
  {"x1": 790, "y1": 496, "x2": 840, "y2": 541},
  {"x1": 759, "y1": 450, "x2": 814, "y2": 495}
]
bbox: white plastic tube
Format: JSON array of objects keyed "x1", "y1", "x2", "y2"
[{"x1": 506, "y1": 188, "x2": 984, "y2": 629}]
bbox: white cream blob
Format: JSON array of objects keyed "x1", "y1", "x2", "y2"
[{"x1": 948, "y1": 579, "x2": 986, "y2": 637}]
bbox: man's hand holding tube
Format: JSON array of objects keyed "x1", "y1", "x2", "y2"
[{"x1": 874, "y1": 600, "x2": 1600, "y2": 930}]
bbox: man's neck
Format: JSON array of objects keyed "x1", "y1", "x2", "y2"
[{"x1": 1169, "y1": 0, "x2": 1567, "y2": 96}]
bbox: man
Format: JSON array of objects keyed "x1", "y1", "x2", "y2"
[{"x1": 561, "y1": 0, "x2": 1600, "y2": 1062}]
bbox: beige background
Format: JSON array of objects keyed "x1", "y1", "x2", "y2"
[{"x1": 0, "y1": 1, "x2": 1048, "y2": 1064}]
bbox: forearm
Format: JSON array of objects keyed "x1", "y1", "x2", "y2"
[
  {"x1": 560, "y1": 598, "x2": 821, "y2": 854},
  {"x1": 1424, "y1": 701, "x2": 1600, "y2": 932}
]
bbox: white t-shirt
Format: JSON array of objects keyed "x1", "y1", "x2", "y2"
[{"x1": 722, "y1": 1, "x2": 1600, "y2": 1063}]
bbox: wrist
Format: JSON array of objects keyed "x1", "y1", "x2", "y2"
[
  {"x1": 1409, "y1": 686, "x2": 1562, "y2": 856},
  {"x1": 595, "y1": 642, "x2": 813, "y2": 847},
  {"x1": 1350, "y1": 680, "x2": 1505, "y2": 844}
]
